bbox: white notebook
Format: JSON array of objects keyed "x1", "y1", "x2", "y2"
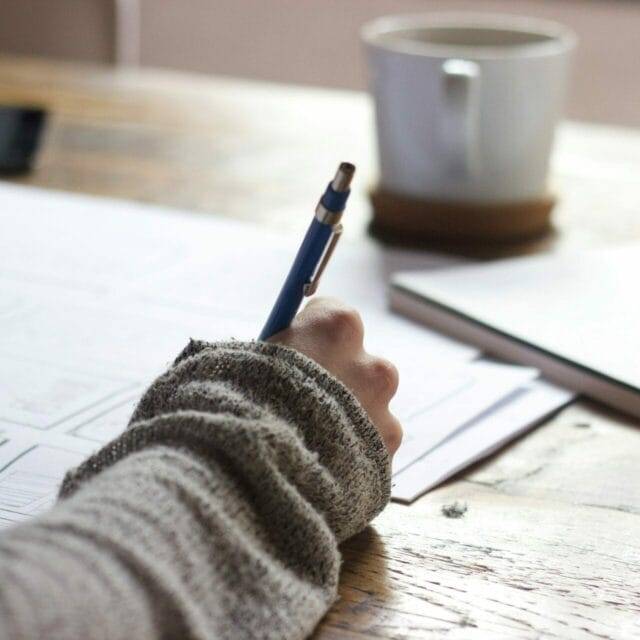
[{"x1": 391, "y1": 245, "x2": 640, "y2": 419}]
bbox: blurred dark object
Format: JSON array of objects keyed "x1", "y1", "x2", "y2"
[{"x1": 0, "y1": 105, "x2": 47, "y2": 175}]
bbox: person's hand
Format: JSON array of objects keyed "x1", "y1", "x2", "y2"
[{"x1": 268, "y1": 297, "x2": 403, "y2": 456}]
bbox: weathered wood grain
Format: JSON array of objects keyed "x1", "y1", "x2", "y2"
[
  {"x1": 325, "y1": 402, "x2": 640, "y2": 639},
  {"x1": 0, "y1": 55, "x2": 638, "y2": 639}
]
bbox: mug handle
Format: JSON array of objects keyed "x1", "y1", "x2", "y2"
[{"x1": 440, "y1": 59, "x2": 481, "y2": 178}]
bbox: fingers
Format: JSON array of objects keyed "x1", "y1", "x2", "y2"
[
  {"x1": 297, "y1": 297, "x2": 364, "y2": 354},
  {"x1": 301, "y1": 299, "x2": 402, "y2": 453},
  {"x1": 361, "y1": 354, "x2": 400, "y2": 402},
  {"x1": 269, "y1": 296, "x2": 403, "y2": 456},
  {"x1": 270, "y1": 298, "x2": 364, "y2": 365},
  {"x1": 345, "y1": 354, "x2": 398, "y2": 409},
  {"x1": 347, "y1": 355, "x2": 402, "y2": 454},
  {"x1": 377, "y1": 412, "x2": 403, "y2": 456}
]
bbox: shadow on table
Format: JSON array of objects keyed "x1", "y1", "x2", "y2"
[{"x1": 320, "y1": 526, "x2": 393, "y2": 631}]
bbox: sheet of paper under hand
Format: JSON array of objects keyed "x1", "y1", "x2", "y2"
[
  {"x1": 392, "y1": 360, "x2": 539, "y2": 475},
  {"x1": 391, "y1": 380, "x2": 574, "y2": 503}
]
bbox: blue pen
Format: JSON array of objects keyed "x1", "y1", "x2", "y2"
[{"x1": 259, "y1": 162, "x2": 355, "y2": 340}]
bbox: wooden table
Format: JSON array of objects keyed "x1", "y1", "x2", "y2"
[{"x1": 1, "y1": 56, "x2": 638, "y2": 639}]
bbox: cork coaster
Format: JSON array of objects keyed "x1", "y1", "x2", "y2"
[{"x1": 370, "y1": 187, "x2": 556, "y2": 246}]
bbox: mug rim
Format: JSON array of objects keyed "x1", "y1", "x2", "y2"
[{"x1": 361, "y1": 13, "x2": 577, "y2": 60}]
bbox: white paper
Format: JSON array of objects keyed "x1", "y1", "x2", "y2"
[
  {"x1": 0, "y1": 184, "x2": 192, "y2": 293},
  {"x1": 362, "y1": 310, "x2": 479, "y2": 377},
  {"x1": 392, "y1": 380, "x2": 574, "y2": 502},
  {"x1": 0, "y1": 356, "x2": 136, "y2": 430},
  {"x1": 0, "y1": 431, "x2": 95, "y2": 528},
  {"x1": 0, "y1": 290, "x2": 256, "y2": 378},
  {"x1": 67, "y1": 394, "x2": 143, "y2": 444},
  {"x1": 392, "y1": 360, "x2": 539, "y2": 474}
]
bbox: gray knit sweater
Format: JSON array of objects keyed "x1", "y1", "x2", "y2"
[{"x1": 0, "y1": 341, "x2": 391, "y2": 640}]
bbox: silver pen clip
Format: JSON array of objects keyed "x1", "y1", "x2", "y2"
[{"x1": 303, "y1": 224, "x2": 343, "y2": 296}]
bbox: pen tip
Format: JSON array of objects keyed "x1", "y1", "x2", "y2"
[
  {"x1": 339, "y1": 162, "x2": 356, "y2": 176},
  {"x1": 332, "y1": 162, "x2": 356, "y2": 192}
]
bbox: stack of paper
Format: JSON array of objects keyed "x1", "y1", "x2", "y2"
[
  {"x1": 0, "y1": 183, "x2": 573, "y2": 528},
  {"x1": 363, "y1": 315, "x2": 572, "y2": 502}
]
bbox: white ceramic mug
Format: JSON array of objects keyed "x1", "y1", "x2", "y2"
[{"x1": 362, "y1": 14, "x2": 577, "y2": 204}]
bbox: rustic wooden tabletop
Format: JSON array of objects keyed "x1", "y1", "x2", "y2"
[{"x1": 1, "y1": 56, "x2": 638, "y2": 639}]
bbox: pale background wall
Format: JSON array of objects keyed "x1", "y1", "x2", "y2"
[
  {"x1": 0, "y1": 0, "x2": 116, "y2": 63},
  {"x1": 0, "y1": 0, "x2": 638, "y2": 126}
]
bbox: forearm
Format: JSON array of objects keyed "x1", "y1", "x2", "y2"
[{"x1": 0, "y1": 341, "x2": 390, "y2": 640}]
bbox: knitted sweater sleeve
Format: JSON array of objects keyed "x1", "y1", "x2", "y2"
[{"x1": 0, "y1": 340, "x2": 391, "y2": 640}]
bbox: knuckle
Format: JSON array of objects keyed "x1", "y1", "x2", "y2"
[
  {"x1": 387, "y1": 419, "x2": 403, "y2": 454},
  {"x1": 327, "y1": 307, "x2": 364, "y2": 344},
  {"x1": 367, "y1": 357, "x2": 399, "y2": 397}
]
